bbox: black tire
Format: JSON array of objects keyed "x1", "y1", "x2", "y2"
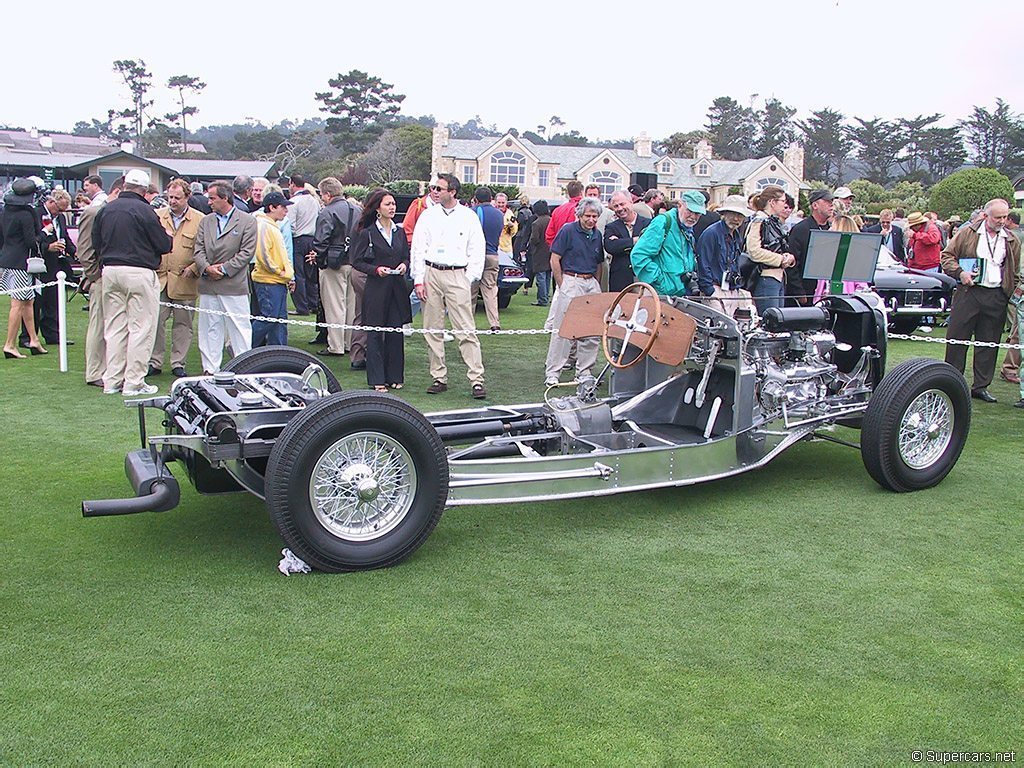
[
  {"x1": 889, "y1": 316, "x2": 920, "y2": 335},
  {"x1": 861, "y1": 358, "x2": 970, "y2": 492},
  {"x1": 264, "y1": 391, "x2": 448, "y2": 572},
  {"x1": 224, "y1": 345, "x2": 342, "y2": 392},
  {"x1": 498, "y1": 291, "x2": 512, "y2": 310}
]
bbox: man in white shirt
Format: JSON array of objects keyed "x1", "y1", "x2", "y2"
[
  {"x1": 286, "y1": 173, "x2": 321, "y2": 318},
  {"x1": 411, "y1": 173, "x2": 487, "y2": 399}
]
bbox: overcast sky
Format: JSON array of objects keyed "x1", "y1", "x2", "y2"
[{"x1": 10, "y1": 0, "x2": 1019, "y2": 141}]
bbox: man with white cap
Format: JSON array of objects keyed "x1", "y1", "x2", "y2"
[
  {"x1": 93, "y1": 168, "x2": 173, "y2": 396},
  {"x1": 833, "y1": 186, "x2": 854, "y2": 217},
  {"x1": 696, "y1": 194, "x2": 756, "y2": 318}
]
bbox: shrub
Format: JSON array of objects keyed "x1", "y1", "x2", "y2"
[
  {"x1": 342, "y1": 185, "x2": 370, "y2": 202},
  {"x1": 457, "y1": 182, "x2": 521, "y2": 203},
  {"x1": 927, "y1": 168, "x2": 1015, "y2": 219}
]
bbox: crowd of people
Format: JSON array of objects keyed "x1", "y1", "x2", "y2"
[{"x1": 0, "y1": 170, "x2": 1020, "y2": 407}]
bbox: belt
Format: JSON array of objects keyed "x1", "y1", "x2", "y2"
[
  {"x1": 563, "y1": 271, "x2": 596, "y2": 279},
  {"x1": 425, "y1": 261, "x2": 466, "y2": 271}
]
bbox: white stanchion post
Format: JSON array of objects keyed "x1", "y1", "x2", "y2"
[{"x1": 56, "y1": 271, "x2": 68, "y2": 373}]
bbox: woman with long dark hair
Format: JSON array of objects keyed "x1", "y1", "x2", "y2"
[
  {"x1": 350, "y1": 188, "x2": 411, "y2": 391},
  {"x1": 0, "y1": 179, "x2": 46, "y2": 358}
]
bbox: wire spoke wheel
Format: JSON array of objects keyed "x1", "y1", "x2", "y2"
[
  {"x1": 862, "y1": 358, "x2": 970, "y2": 492},
  {"x1": 897, "y1": 389, "x2": 953, "y2": 470},
  {"x1": 310, "y1": 431, "x2": 417, "y2": 541}
]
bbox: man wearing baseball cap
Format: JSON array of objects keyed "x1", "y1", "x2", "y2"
[
  {"x1": 630, "y1": 189, "x2": 705, "y2": 297},
  {"x1": 833, "y1": 186, "x2": 854, "y2": 216},
  {"x1": 786, "y1": 188, "x2": 834, "y2": 304},
  {"x1": 251, "y1": 191, "x2": 295, "y2": 347},
  {"x1": 93, "y1": 168, "x2": 173, "y2": 396}
]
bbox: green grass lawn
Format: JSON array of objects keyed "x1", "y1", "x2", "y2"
[{"x1": 1, "y1": 292, "x2": 1021, "y2": 765}]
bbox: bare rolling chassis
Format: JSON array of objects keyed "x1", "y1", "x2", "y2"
[{"x1": 83, "y1": 285, "x2": 972, "y2": 572}]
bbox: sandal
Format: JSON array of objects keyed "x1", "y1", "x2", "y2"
[
  {"x1": 389, "y1": 383, "x2": 404, "y2": 390},
  {"x1": 373, "y1": 385, "x2": 389, "y2": 393}
]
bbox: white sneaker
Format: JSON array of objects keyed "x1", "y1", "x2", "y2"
[
  {"x1": 122, "y1": 383, "x2": 159, "y2": 397},
  {"x1": 918, "y1": 325, "x2": 932, "y2": 333},
  {"x1": 545, "y1": 378, "x2": 559, "y2": 387},
  {"x1": 443, "y1": 330, "x2": 455, "y2": 342},
  {"x1": 401, "y1": 324, "x2": 414, "y2": 337},
  {"x1": 103, "y1": 385, "x2": 122, "y2": 395}
]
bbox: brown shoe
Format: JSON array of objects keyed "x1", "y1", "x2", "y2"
[
  {"x1": 472, "y1": 384, "x2": 486, "y2": 399},
  {"x1": 1000, "y1": 371, "x2": 1021, "y2": 384},
  {"x1": 426, "y1": 380, "x2": 448, "y2": 394}
]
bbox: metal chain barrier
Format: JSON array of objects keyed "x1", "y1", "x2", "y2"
[{"x1": 158, "y1": 300, "x2": 557, "y2": 336}]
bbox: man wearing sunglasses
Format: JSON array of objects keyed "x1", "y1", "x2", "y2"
[{"x1": 411, "y1": 173, "x2": 488, "y2": 399}]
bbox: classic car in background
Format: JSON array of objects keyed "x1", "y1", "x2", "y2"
[{"x1": 872, "y1": 246, "x2": 956, "y2": 334}]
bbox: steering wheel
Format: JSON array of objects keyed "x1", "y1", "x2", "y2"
[{"x1": 601, "y1": 282, "x2": 663, "y2": 369}]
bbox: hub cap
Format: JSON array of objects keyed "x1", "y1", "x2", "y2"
[
  {"x1": 898, "y1": 389, "x2": 954, "y2": 470},
  {"x1": 309, "y1": 431, "x2": 416, "y2": 541}
]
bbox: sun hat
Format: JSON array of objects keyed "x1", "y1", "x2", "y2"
[{"x1": 717, "y1": 194, "x2": 750, "y2": 216}]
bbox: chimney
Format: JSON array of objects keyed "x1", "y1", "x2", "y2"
[
  {"x1": 783, "y1": 143, "x2": 804, "y2": 181},
  {"x1": 634, "y1": 132, "x2": 652, "y2": 158},
  {"x1": 431, "y1": 125, "x2": 451, "y2": 178},
  {"x1": 29, "y1": 127, "x2": 38, "y2": 139},
  {"x1": 694, "y1": 140, "x2": 713, "y2": 161},
  {"x1": 121, "y1": 141, "x2": 135, "y2": 154},
  {"x1": 39, "y1": 135, "x2": 53, "y2": 150}
]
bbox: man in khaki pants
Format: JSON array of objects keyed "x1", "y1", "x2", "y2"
[
  {"x1": 150, "y1": 178, "x2": 202, "y2": 378},
  {"x1": 411, "y1": 173, "x2": 488, "y2": 399},
  {"x1": 93, "y1": 169, "x2": 173, "y2": 396},
  {"x1": 78, "y1": 177, "x2": 123, "y2": 386}
]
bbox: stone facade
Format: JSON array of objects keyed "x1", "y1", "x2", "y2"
[{"x1": 432, "y1": 126, "x2": 807, "y2": 205}]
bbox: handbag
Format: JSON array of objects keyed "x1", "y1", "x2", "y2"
[
  {"x1": 738, "y1": 253, "x2": 761, "y2": 288},
  {"x1": 26, "y1": 256, "x2": 46, "y2": 274}
]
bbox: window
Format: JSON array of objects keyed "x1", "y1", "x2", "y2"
[
  {"x1": 589, "y1": 171, "x2": 620, "y2": 202},
  {"x1": 660, "y1": 159, "x2": 672, "y2": 173},
  {"x1": 696, "y1": 161, "x2": 710, "y2": 176},
  {"x1": 489, "y1": 151, "x2": 526, "y2": 186},
  {"x1": 462, "y1": 165, "x2": 475, "y2": 184},
  {"x1": 755, "y1": 177, "x2": 788, "y2": 192},
  {"x1": 538, "y1": 169, "x2": 550, "y2": 188},
  {"x1": 669, "y1": 190, "x2": 677, "y2": 200}
]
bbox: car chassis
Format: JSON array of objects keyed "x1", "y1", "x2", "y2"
[{"x1": 83, "y1": 286, "x2": 972, "y2": 572}]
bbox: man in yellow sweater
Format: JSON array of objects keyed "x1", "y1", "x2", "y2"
[{"x1": 251, "y1": 191, "x2": 295, "y2": 346}]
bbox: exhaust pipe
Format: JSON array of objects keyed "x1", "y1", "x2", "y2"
[{"x1": 82, "y1": 449, "x2": 181, "y2": 517}]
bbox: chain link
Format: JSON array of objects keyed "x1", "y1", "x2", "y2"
[{"x1": 0, "y1": 278, "x2": 62, "y2": 297}]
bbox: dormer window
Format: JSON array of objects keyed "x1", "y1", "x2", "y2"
[
  {"x1": 696, "y1": 161, "x2": 710, "y2": 176},
  {"x1": 660, "y1": 159, "x2": 672, "y2": 173}
]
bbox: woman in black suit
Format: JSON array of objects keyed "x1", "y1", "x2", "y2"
[
  {"x1": 351, "y1": 188, "x2": 412, "y2": 392},
  {"x1": 0, "y1": 179, "x2": 46, "y2": 359}
]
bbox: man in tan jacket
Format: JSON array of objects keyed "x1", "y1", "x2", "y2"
[
  {"x1": 149, "y1": 178, "x2": 202, "y2": 378},
  {"x1": 939, "y1": 198, "x2": 1022, "y2": 403},
  {"x1": 77, "y1": 178, "x2": 122, "y2": 386}
]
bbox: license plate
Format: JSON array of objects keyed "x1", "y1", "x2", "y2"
[{"x1": 904, "y1": 289, "x2": 924, "y2": 306}]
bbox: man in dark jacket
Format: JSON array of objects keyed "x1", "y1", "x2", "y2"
[
  {"x1": 20, "y1": 189, "x2": 76, "y2": 347},
  {"x1": 94, "y1": 169, "x2": 173, "y2": 396},
  {"x1": 786, "y1": 189, "x2": 834, "y2": 305},
  {"x1": 311, "y1": 176, "x2": 359, "y2": 357},
  {"x1": 862, "y1": 208, "x2": 905, "y2": 261},
  {"x1": 603, "y1": 190, "x2": 650, "y2": 292}
]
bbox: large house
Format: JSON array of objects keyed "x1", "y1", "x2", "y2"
[
  {"x1": 0, "y1": 128, "x2": 275, "y2": 193},
  {"x1": 431, "y1": 126, "x2": 807, "y2": 205}
]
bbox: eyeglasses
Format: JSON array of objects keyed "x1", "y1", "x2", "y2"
[{"x1": 429, "y1": 185, "x2": 447, "y2": 192}]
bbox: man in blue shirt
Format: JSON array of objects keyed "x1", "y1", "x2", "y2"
[
  {"x1": 544, "y1": 196, "x2": 604, "y2": 385},
  {"x1": 696, "y1": 194, "x2": 756, "y2": 319},
  {"x1": 472, "y1": 186, "x2": 505, "y2": 331}
]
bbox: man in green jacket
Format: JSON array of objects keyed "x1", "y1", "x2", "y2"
[{"x1": 630, "y1": 190, "x2": 705, "y2": 297}]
